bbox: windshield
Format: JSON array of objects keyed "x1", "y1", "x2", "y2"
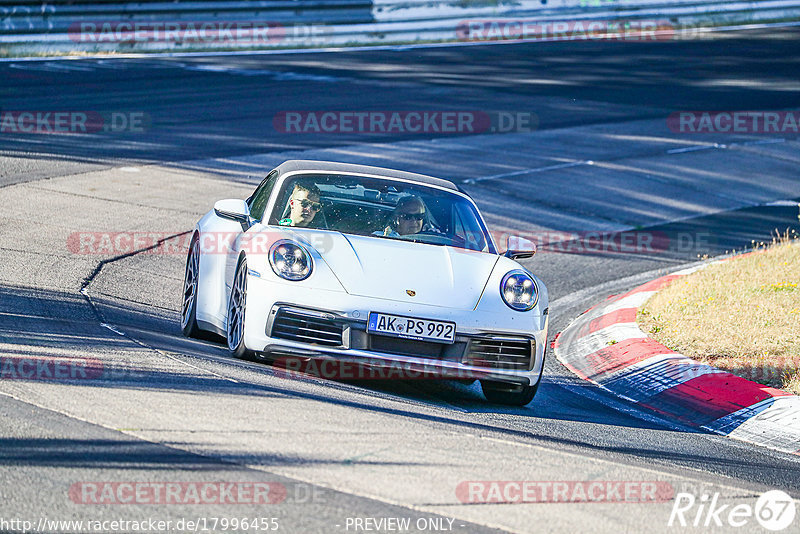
[{"x1": 267, "y1": 173, "x2": 495, "y2": 253}]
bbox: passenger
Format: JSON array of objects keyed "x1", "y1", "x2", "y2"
[
  {"x1": 378, "y1": 195, "x2": 428, "y2": 237},
  {"x1": 279, "y1": 183, "x2": 322, "y2": 227}
]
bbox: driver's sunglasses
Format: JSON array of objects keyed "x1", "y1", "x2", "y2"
[
  {"x1": 399, "y1": 212, "x2": 425, "y2": 221},
  {"x1": 296, "y1": 199, "x2": 322, "y2": 211}
]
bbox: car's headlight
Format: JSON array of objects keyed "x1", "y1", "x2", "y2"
[
  {"x1": 500, "y1": 270, "x2": 538, "y2": 311},
  {"x1": 269, "y1": 240, "x2": 313, "y2": 281}
]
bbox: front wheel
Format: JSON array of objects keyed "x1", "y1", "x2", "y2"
[
  {"x1": 226, "y1": 255, "x2": 255, "y2": 360},
  {"x1": 181, "y1": 237, "x2": 203, "y2": 338},
  {"x1": 480, "y1": 379, "x2": 539, "y2": 406}
]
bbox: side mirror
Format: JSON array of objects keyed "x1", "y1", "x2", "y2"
[
  {"x1": 214, "y1": 199, "x2": 249, "y2": 223},
  {"x1": 504, "y1": 236, "x2": 536, "y2": 260}
]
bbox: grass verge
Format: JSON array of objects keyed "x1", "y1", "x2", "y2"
[{"x1": 639, "y1": 231, "x2": 800, "y2": 394}]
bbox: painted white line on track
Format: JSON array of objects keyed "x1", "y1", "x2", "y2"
[
  {"x1": 740, "y1": 138, "x2": 787, "y2": 146},
  {"x1": 8, "y1": 62, "x2": 93, "y2": 72},
  {"x1": 765, "y1": 200, "x2": 800, "y2": 207},
  {"x1": 467, "y1": 131, "x2": 791, "y2": 185},
  {"x1": 462, "y1": 160, "x2": 592, "y2": 184},
  {"x1": 667, "y1": 138, "x2": 788, "y2": 155},
  {"x1": 666, "y1": 144, "x2": 724, "y2": 154}
]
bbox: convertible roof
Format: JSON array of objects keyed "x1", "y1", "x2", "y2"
[{"x1": 275, "y1": 160, "x2": 459, "y2": 191}]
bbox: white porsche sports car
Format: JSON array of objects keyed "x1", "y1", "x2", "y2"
[{"x1": 181, "y1": 160, "x2": 548, "y2": 405}]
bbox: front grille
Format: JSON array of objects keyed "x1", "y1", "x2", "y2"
[
  {"x1": 369, "y1": 335, "x2": 445, "y2": 359},
  {"x1": 463, "y1": 336, "x2": 534, "y2": 370},
  {"x1": 271, "y1": 309, "x2": 344, "y2": 347}
]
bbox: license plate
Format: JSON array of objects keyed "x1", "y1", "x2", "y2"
[{"x1": 367, "y1": 312, "x2": 455, "y2": 344}]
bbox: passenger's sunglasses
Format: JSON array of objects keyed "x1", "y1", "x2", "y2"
[
  {"x1": 399, "y1": 212, "x2": 425, "y2": 221},
  {"x1": 294, "y1": 199, "x2": 322, "y2": 211}
]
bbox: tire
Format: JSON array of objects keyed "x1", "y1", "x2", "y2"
[
  {"x1": 480, "y1": 379, "x2": 539, "y2": 406},
  {"x1": 226, "y1": 255, "x2": 255, "y2": 360},
  {"x1": 181, "y1": 236, "x2": 203, "y2": 338}
]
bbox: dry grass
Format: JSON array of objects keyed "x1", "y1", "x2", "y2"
[{"x1": 639, "y1": 231, "x2": 800, "y2": 393}]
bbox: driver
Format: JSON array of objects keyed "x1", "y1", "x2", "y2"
[
  {"x1": 279, "y1": 183, "x2": 322, "y2": 227},
  {"x1": 378, "y1": 195, "x2": 428, "y2": 237}
]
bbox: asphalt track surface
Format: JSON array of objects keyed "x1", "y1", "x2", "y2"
[{"x1": 1, "y1": 26, "x2": 800, "y2": 533}]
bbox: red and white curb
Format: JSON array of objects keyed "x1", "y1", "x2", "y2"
[{"x1": 554, "y1": 261, "x2": 800, "y2": 455}]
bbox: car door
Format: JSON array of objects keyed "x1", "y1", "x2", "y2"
[
  {"x1": 196, "y1": 170, "x2": 279, "y2": 329},
  {"x1": 222, "y1": 169, "x2": 280, "y2": 307}
]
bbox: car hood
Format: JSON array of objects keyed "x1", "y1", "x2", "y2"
[{"x1": 294, "y1": 231, "x2": 500, "y2": 310}]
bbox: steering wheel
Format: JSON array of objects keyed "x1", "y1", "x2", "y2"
[{"x1": 400, "y1": 230, "x2": 453, "y2": 246}]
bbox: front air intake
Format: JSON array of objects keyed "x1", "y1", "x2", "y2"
[
  {"x1": 271, "y1": 308, "x2": 345, "y2": 347},
  {"x1": 463, "y1": 336, "x2": 534, "y2": 370}
]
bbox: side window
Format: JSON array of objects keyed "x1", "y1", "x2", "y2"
[{"x1": 248, "y1": 170, "x2": 278, "y2": 221}]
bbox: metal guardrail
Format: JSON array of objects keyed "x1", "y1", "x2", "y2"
[
  {"x1": 1, "y1": 0, "x2": 800, "y2": 54},
  {"x1": 0, "y1": 1, "x2": 374, "y2": 33}
]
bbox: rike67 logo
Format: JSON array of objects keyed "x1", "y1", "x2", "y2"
[{"x1": 669, "y1": 490, "x2": 796, "y2": 531}]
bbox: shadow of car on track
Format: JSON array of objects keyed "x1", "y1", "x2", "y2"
[
  {"x1": 86, "y1": 287, "x2": 683, "y2": 429},
  {"x1": 10, "y1": 282, "x2": 800, "y2": 487}
]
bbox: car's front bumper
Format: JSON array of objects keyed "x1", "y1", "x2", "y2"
[{"x1": 243, "y1": 276, "x2": 548, "y2": 387}]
